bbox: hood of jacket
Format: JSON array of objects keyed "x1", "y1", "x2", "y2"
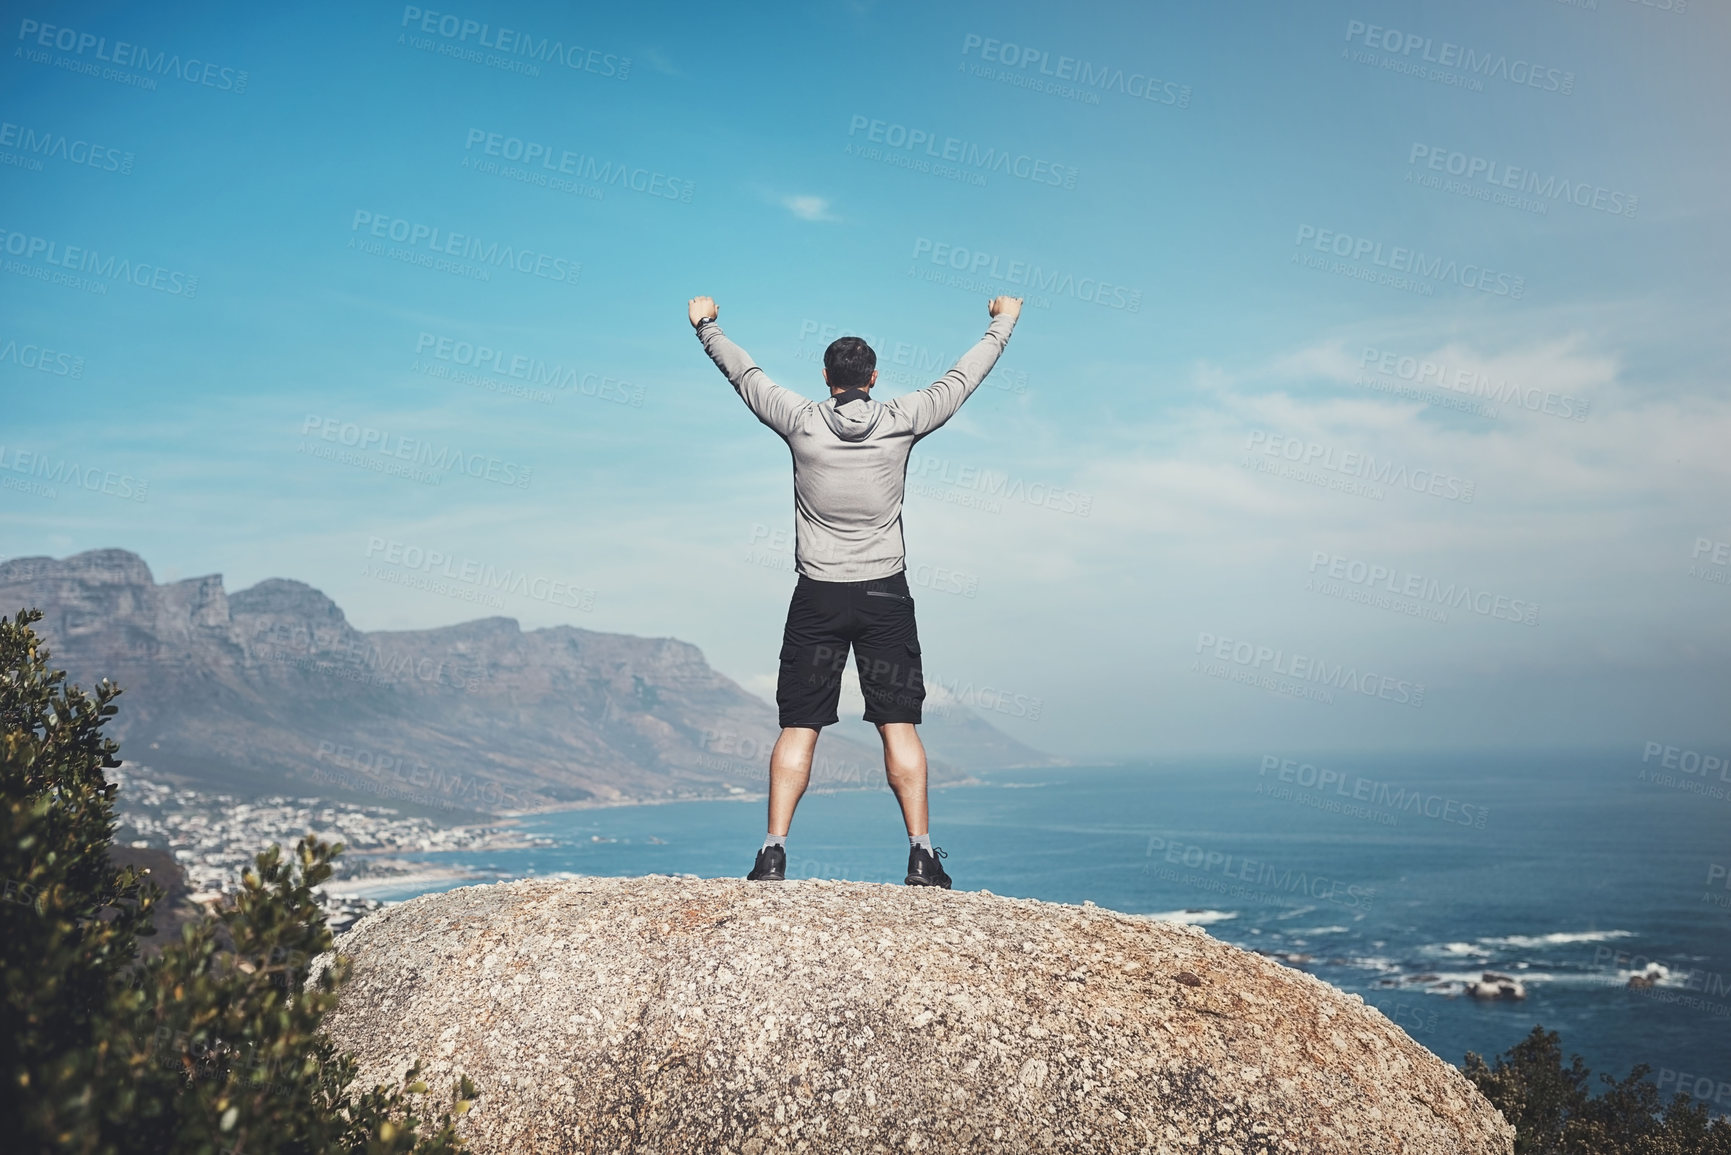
[{"x1": 818, "y1": 395, "x2": 886, "y2": 442}]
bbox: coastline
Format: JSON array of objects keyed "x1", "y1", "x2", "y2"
[{"x1": 321, "y1": 868, "x2": 489, "y2": 900}]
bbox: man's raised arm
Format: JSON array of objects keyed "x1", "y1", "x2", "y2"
[
  {"x1": 689, "y1": 295, "x2": 805, "y2": 438},
  {"x1": 899, "y1": 296, "x2": 1022, "y2": 439}
]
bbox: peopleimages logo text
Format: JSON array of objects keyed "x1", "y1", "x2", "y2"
[
  {"x1": 1407, "y1": 144, "x2": 1636, "y2": 218},
  {"x1": 1295, "y1": 225, "x2": 1525, "y2": 298},
  {"x1": 1144, "y1": 835, "x2": 1376, "y2": 910},
  {"x1": 796, "y1": 320, "x2": 1028, "y2": 395},
  {"x1": 846, "y1": 115, "x2": 1078, "y2": 188},
  {"x1": 908, "y1": 451, "x2": 1093, "y2": 516},
  {"x1": 0, "y1": 445, "x2": 148, "y2": 501},
  {"x1": 1642, "y1": 741, "x2": 1730, "y2": 783},
  {"x1": 0, "y1": 120, "x2": 132, "y2": 173},
  {"x1": 1259, "y1": 755, "x2": 1489, "y2": 828},
  {"x1": 960, "y1": 34, "x2": 1191, "y2": 107},
  {"x1": 299, "y1": 416, "x2": 532, "y2": 488},
  {"x1": 364, "y1": 537, "x2": 594, "y2": 611},
  {"x1": 1343, "y1": 19, "x2": 1574, "y2": 94},
  {"x1": 349, "y1": 211, "x2": 579, "y2": 284},
  {"x1": 1308, "y1": 552, "x2": 1539, "y2": 626},
  {"x1": 911, "y1": 237, "x2": 1140, "y2": 311},
  {"x1": 1245, "y1": 430, "x2": 1476, "y2": 503},
  {"x1": 0, "y1": 227, "x2": 197, "y2": 296},
  {"x1": 413, "y1": 332, "x2": 642, "y2": 406},
  {"x1": 462, "y1": 129, "x2": 692, "y2": 202},
  {"x1": 315, "y1": 741, "x2": 529, "y2": 812},
  {"x1": 1194, "y1": 631, "x2": 1425, "y2": 708},
  {"x1": 15, "y1": 17, "x2": 249, "y2": 92},
  {"x1": 1360, "y1": 346, "x2": 1589, "y2": 421},
  {"x1": 399, "y1": 6, "x2": 629, "y2": 78},
  {"x1": 0, "y1": 336, "x2": 83, "y2": 377}
]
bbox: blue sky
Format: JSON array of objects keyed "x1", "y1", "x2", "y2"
[{"x1": 3, "y1": 0, "x2": 1727, "y2": 760}]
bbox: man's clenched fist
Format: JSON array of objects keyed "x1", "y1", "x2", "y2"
[
  {"x1": 688, "y1": 296, "x2": 718, "y2": 328},
  {"x1": 988, "y1": 296, "x2": 1023, "y2": 320}
]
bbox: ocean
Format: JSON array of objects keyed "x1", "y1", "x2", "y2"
[{"x1": 349, "y1": 750, "x2": 1731, "y2": 1106}]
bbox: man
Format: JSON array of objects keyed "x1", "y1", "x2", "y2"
[{"x1": 689, "y1": 293, "x2": 1022, "y2": 889}]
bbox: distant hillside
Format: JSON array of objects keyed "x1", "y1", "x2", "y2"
[{"x1": 0, "y1": 550, "x2": 1056, "y2": 815}]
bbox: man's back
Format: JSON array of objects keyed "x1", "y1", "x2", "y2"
[{"x1": 697, "y1": 312, "x2": 1017, "y2": 581}]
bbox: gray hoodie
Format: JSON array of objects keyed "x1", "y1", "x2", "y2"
[{"x1": 698, "y1": 314, "x2": 1018, "y2": 582}]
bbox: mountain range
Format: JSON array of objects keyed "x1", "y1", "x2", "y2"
[{"x1": 0, "y1": 549, "x2": 1055, "y2": 816}]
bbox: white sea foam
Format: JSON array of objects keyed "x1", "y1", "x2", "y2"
[
  {"x1": 1382, "y1": 968, "x2": 1612, "y2": 992},
  {"x1": 1345, "y1": 956, "x2": 1404, "y2": 973},
  {"x1": 1610, "y1": 963, "x2": 1689, "y2": 989},
  {"x1": 1478, "y1": 930, "x2": 1634, "y2": 950},
  {"x1": 320, "y1": 868, "x2": 493, "y2": 901},
  {"x1": 1144, "y1": 908, "x2": 1238, "y2": 926}
]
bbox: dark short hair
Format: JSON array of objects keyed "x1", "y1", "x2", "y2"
[{"x1": 824, "y1": 336, "x2": 876, "y2": 389}]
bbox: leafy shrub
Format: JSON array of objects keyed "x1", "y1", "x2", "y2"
[
  {"x1": 1465, "y1": 1026, "x2": 1731, "y2": 1154},
  {"x1": 1, "y1": 608, "x2": 475, "y2": 1154}
]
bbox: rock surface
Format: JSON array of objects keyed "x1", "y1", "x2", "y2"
[
  {"x1": 320, "y1": 877, "x2": 1514, "y2": 1154},
  {"x1": 1465, "y1": 973, "x2": 1527, "y2": 1001}
]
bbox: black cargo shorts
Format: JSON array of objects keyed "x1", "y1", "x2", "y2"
[{"x1": 776, "y1": 570, "x2": 924, "y2": 728}]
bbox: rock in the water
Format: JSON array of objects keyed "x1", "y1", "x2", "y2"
[
  {"x1": 1465, "y1": 973, "x2": 1527, "y2": 1001},
  {"x1": 319, "y1": 877, "x2": 1514, "y2": 1154}
]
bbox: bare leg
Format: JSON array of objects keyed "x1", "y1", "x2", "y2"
[
  {"x1": 878, "y1": 722, "x2": 928, "y2": 836},
  {"x1": 766, "y1": 726, "x2": 819, "y2": 836}
]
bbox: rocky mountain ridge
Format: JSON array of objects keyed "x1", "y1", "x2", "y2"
[{"x1": 0, "y1": 549, "x2": 1054, "y2": 814}]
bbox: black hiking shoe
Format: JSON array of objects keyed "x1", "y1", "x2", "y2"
[
  {"x1": 746, "y1": 844, "x2": 786, "y2": 881},
  {"x1": 905, "y1": 844, "x2": 951, "y2": 889}
]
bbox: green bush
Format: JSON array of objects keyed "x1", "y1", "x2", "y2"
[
  {"x1": 1466, "y1": 1026, "x2": 1731, "y2": 1154},
  {"x1": 1, "y1": 609, "x2": 475, "y2": 1154}
]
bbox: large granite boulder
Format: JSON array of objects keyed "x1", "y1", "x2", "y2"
[{"x1": 319, "y1": 877, "x2": 1514, "y2": 1154}]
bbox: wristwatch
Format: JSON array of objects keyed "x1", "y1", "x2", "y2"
[{"x1": 695, "y1": 316, "x2": 717, "y2": 332}]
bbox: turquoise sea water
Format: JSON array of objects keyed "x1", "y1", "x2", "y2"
[{"x1": 361, "y1": 752, "x2": 1731, "y2": 1107}]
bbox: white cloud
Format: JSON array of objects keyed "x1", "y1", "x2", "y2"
[
  {"x1": 781, "y1": 195, "x2": 838, "y2": 222},
  {"x1": 874, "y1": 323, "x2": 1731, "y2": 753}
]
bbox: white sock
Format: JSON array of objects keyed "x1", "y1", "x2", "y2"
[
  {"x1": 909, "y1": 832, "x2": 932, "y2": 853},
  {"x1": 762, "y1": 833, "x2": 786, "y2": 850}
]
